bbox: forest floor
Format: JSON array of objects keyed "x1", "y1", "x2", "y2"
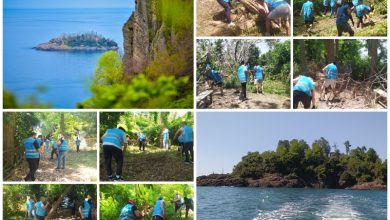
[
  {"x1": 197, "y1": 0, "x2": 289, "y2": 36},
  {"x1": 100, "y1": 146, "x2": 193, "y2": 181},
  {"x1": 294, "y1": 13, "x2": 387, "y2": 36},
  {"x1": 8, "y1": 150, "x2": 97, "y2": 182},
  {"x1": 198, "y1": 88, "x2": 290, "y2": 109}
]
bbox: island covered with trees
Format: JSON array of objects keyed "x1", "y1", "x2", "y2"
[
  {"x1": 34, "y1": 32, "x2": 118, "y2": 51},
  {"x1": 197, "y1": 138, "x2": 386, "y2": 190}
]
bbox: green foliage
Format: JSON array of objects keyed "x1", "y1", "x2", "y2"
[
  {"x1": 93, "y1": 51, "x2": 124, "y2": 85},
  {"x1": 232, "y1": 138, "x2": 386, "y2": 186},
  {"x1": 100, "y1": 184, "x2": 194, "y2": 220},
  {"x1": 52, "y1": 32, "x2": 117, "y2": 48}
]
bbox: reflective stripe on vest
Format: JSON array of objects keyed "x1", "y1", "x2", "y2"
[
  {"x1": 237, "y1": 65, "x2": 247, "y2": 82},
  {"x1": 102, "y1": 128, "x2": 125, "y2": 149},
  {"x1": 59, "y1": 139, "x2": 69, "y2": 152},
  {"x1": 25, "y1": 137, "x2": 39, "y2": 159}
]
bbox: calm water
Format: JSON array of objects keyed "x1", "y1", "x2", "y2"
[
  {"x1": 197, "y1": 187, "x2": 387, "y2": 220},
  {"x1": 4, "y1": 8, "x2": 133, "y2": 108}
]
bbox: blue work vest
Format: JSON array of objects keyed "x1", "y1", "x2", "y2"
[
  {"x1": 119, "y1": 203, "x2": 136, "y2": 220},
  {"x1": 59, "y1": 139, "x2": 69, "y2": 152},
  {"x1": 82, "y1": 199, "x2": 91, "y2": 218},
  {"x1": 52, "y1": 140, "x2": 57, "y2": 149},
  {"x1": 26, "y1": 200, "x2": 34, "y2": 212},
  {"x1": 139, "y1": 133, "x2": 146, "y2": 141},
  {"x1": 211, "y1": 70, "x2": 223, "y2": 82},
  {"x1": 152, "y1": 200, "x2": 164, "y2": 218},
  {"x1": 102, "y1": 128, "x2": 126, "y2": 150},
  {"x1": 266, "y1": 0, "x2": 288, "y2": 11},
  {"x1": 336, "y1": 4, "x2": 349, "y2": 24},
  {"x1": 326, "y1": 64, "x2": 338, "y2": 80},
  {"x1": 163, "y1": 130, "x2": 169, "y2": 141},
  {"x1": 25, "y1": 137, "x2": 39, "y2": 159},
  {"x1": 76, "y1": 138, "x2": 81, "y2": 146},
  {"x1": 182, "y1": 125, "x2": 193, "y2": 143},
  {"x1": 303, "y1": 1, "x2": 314, "y2": 20},
  {"x1": 35, "y1": 201, "x2": 46, "y2": 216},
  {"x1": 237, "y1": 65, "x2": 247, "y2": 82},
  {"x1": 254, "y1": 66, "x2": 263, "y2": 80},
  {"x1": 356, "y1": 4, "x2": 370, "y2": 17},
  {"x1": 293, "y1": 75, "x2": 315, "y2": 96}
]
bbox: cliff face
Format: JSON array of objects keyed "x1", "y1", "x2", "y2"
[{"x1": 122, "y1": 0, "x2": 165, "y2": 75}]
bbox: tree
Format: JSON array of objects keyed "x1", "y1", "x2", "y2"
[
  {"x1": 344, "y1": 141, "x2": 351, "y2": 155},
  {"x1": 325, "y1": 39, "x2": 335, "y2": 63},
  {"x1": 299, "y1": 40, "x2": 306, "y2": 73},
  {"x1": 368, "y1": 39, "x2": 378, "y2": 77}
]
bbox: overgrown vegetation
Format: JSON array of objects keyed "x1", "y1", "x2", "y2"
[
  {"x1": 232, "y1": 138, "x2": 387, "y2": 187},
  {"x1": 100, "y1": 184, "x2": 194, "y2": 220}
]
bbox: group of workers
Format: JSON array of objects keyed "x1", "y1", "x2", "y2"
[
  {"x1": 24, "y1": 132, "x2": 81, "y2": 181},
  {"x1": 119, "y1": 193, "x2": 193, "y2": 220},
  {"x1": 25, "y1": 194, "x2": 93, "y2": 220},
  {"x1": 102, "y1": 121, "x2": 194, "y2": 181},
  {"x1": 217, "y1": 0, "x2": 291, "y2": 35},
  {"x1": 301, "y1": 0, "x2": 372, "y2": 35},
  {"x1": 293, "y1": 62, "x2": 339, "y2": 109}
]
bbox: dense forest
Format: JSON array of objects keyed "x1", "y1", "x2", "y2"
[
  {"x1": 198, "y1": 138, "x2": 386, "y2": 189},
  {"x1": 52, "y1": 32, "x2": 118, "y2": 48},
  {"x1": 196, "y1": 39, "x2": 290, "y2": 109},
  {"x1": 293, "y1": 0, "x2": 387, "y2": 36},
  {"x1": 293, "y1": 39, "x2": 387, "y2": 108},
  {"x1": 4, "y1": 184, "x2": 97, "y2": 220},
  {"x1": 3, "y1": 112, "x2": 97, "y2": 181},
  {"x1": 100, "y1": 184, "x2": 194, "y2": 220},
  {"x1": 100, "y1": 112, "x2": 193, "y2": 181}
]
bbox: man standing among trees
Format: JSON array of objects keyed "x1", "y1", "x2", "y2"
[
  {"x1": 56, "y1": 134, "x2": 69, "y2": 171},
  {"x1": 50, "y1": 136, "x2": 58, "y2": 160},
  {"x1": 293, "y1": 74, "x2": 317, "y2": 109},
  {"x1": 79, "y1": 194, "x2": 93, "y2": 220},
  {"x1": 24, "y1": 132, "x2": 42, "y2": 181},
  {"x1": 237, "y1": 61, "x2": 250, "y2": 101},
  {"x1": 152, "y1": 197, "x2": 166, "y2": 220},
  {"x1": 102, "y1": 126, "x2": 128, "y2": 181},
  {"x1": 26, "y1": 196, "x2": 35, "y2": 220},
  {"x1": 174, "y1": 122, "x2": 194, "y2": 164},
  {"x1": 162, "y1": 128, "x2": 169, "y2": 151},
  {"x1": 76, "y1": 136, "x2": 81, "y2": 153},
  {"x1": 253, "y1": 64, "x2": 265, "y2": 94},
  {"x1": 321, "y1": 62, "x2": 338, "y2": 101},
  {"x1": 137, "y1": 132, "x2": 146, "y2": 151},
  {"x1": 35, "y1": 196, "x2": 49, "y2": 220}
]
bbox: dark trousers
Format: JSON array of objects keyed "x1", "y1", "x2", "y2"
[
  {"x1": 153, "y1": 216, "x2": 164, "y2": 220},
  {"x1": 293, "y1": 90, "x2": 312, "y2": 109},
  {"x1": 76, "y1": 145, "x2": 80, "y2": 152},
  {"x1": 240, "y1": 82, "x2": 247, "y2": 100},
  {"x1": 183, "y1": 142, "x2": 194, "y2": 163},
  {"x1": 25, "y1": 158, "x2": 39, "y2": 181},
  {"x1": 216, "y1": 0, "x2": 231, "y2": 23},
  {"x1": 323, "y1": 5, "x2": 329, "y2": 15},
  {"x1": 103, "y1": 145, "x2": 124, "y2": 176},
  {"x1": 139, "y1": 140, "x2": 145, "y2": 151},
  {"x1": 51, "y1": 148, "x2": 58, "y2": 159},
  {"x1": 36, "y1": 216, "x2": 45, "y2": 220}
]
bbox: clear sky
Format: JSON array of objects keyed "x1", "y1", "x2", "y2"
[
  {"x1": 4, "y1": 0, "x2": 134, "y2": 9},
  {"x1": 197, "y1": 112, "x2": 387, "y2": 176}
]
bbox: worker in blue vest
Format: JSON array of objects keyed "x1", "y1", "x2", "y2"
[
  {"x1": 102, "y1": 127, "x2": 128, "y2": 181},
  {"x1": 35, "y1": 196, "x2": 49, "y2": 220},
  {"x1": 321, "y1": 62, "x2": 338, "y2": 100},
  {"x1": 301, "y1": 0, "x2": 314, "y2": 33},
  {"x1": 293, "y1": 74, "x2": 317, "y2": 109},
  {"x1": 355, "y1": 4, "x2": 371, "y2": 28},
  {"x1": 50, "y1": 137, "x2": 58, "y2": 160},
  {"x1": 204, "y1": 64, "x2": 225, "y2": 95},
  {"x1": 24, "y1": 132, "x2": 42, "y2": 181},
  {"x1": 265, "y1": 0, "x2": 291, "y2": 36},
  {"x1": 152, "y1": 197, "x2": 166, "y2": 220},
  {"x1": 137, "y1": 132, "x2": 146, "y2": 151},
  {"x1": 336, "y1": 1, "x2": 355, "y2": 36},
  {"x1": 26, "y1": 196, "x2": 35, "y2": 220},
  {"x1": 174, "y1": 122, "x2": 194, "y2": 164},
  {"x1": 237, "y1": 61, "x2": 251, "y2": 101},
  {"x1": 162, "y1": 128, "x2": 169, "y2": 151},
  {"x1": 119, "y1": 199, "x2": 142, "y2": 220},
  {"x1": 56, "y1": 134, "x2": 68, "y2": 170},
  {"x1": 253, "y1": 65, "x2": 265, "y2": 94},
  {"x1": 79, "y1": 194, "x2": 93, "y2": 220},
  {"x1": 216, "y1": 0, "x2": 235, "y2": 27},
  {"x1": 75, "y1": 136, "x2": 81, "y2": 153}
]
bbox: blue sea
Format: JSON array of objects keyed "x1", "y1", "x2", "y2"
[
  {"x1": 197, "y1": 187, "x2": 387, "y2": 220},
  {"x1": 3, "y1": 8, "x2": 133, "y2": 108}
]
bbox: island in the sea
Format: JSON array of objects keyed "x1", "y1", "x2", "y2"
[{"x1": 33, "y1": 32, "x2": 118, "y2": 51}]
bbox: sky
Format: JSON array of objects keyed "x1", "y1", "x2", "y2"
[
  {"x1": 3, "y1": 0, "x2": 134, "y2": 9},
  {"x1": 197, "y1": 112, "x2": 387, "y2": 176}
]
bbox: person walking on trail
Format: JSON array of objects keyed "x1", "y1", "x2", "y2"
[
  {"x1": 119, "y1": 199, "x2": 142, "y2": 220},
  {"x1": 336, "y1": 1, "x2": 355, "y2": 36},
  {"x1": 321, "y1": 62, "x2": 338, "y2": 101},
  {"x1": 162, "y1": 128, "x2": 169, "y2": 151},
  {"x1": 50, "y1": 137, "x2": 58, "y2": 160},
  {"x1": 253, "y1": 65, "x2": 265, "y2": 94},
  {"x1": 75, "y1": 136, "x2": 81, "y2": 153},
  {"x1": 301, "y1": 0, "x2": 314, "y2": 33},
  {"x1": 35, "y1": 196, "x2": 49, "y2": 220},
  {"x1": 152, "y1": 197, "x2": 166, "y2": 220},
  {"x1": 24, "y1": 132, "x2": 42, "y2": 181},
  {"x1": 102, "y1": 127, "x2": 128, "y2": 181},
  {"x1": 204, "y1": 64, "x2": 225, "y2": 95},
  {"x1": 79, "y1": 194, "x2": 93, "y2": 220},
  {"x1": 237, "y1": 61, "x2": 250, "y2": 101},
  {"x1": 293, "y1": 74, "x2": 317, "y2": 109},
  {"x1": 216, "y1": 0, "x2": 235, "y2": 27},
  {"x1": 355, "y1": 4, "x2": 371, "y2": 28},
  {"x1": 264, "y1": 0, "x2": 291, "y2": 36},
  {"x1": 174, "y1": 122, "x2": 194, "y2": 164},
  {"x1": 26, "y1": 196, "x2": 35, "y2": 220},
  {"x1": 56, "y1": 134, "x2": 69, "y2": 170},
  {"x1": 137, "y1": 132, "x2": 146, "y2": 151}
]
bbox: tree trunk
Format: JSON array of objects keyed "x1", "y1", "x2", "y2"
[
  {"x1": 46, "y1": 185, "x2": 74, "y2": 219},
  {"x1": 325, "y1": 40, "x2": 335, "y2": 63},
  {"x1": 60, "y1": 113, "x2": 65, "y2": 136},
  {"x1": 299, "y1": 40, "x2": 306, "y2": 74},
  {"x1": 335, "y1": 39, "x2": 339, "y2": 61},
  {"x1": 368, "y1": 39, "x2": 378, "y2": 77}
]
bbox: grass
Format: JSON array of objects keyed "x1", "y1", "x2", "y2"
[{"x1": 247, "y1": 80, "x2": 290, "y2": 96}]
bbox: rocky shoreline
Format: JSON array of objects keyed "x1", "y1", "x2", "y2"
[
  {"x1": 197, "y1": 174, "x2": 387, "y2": 190},
  {"x1": 33, "y1": 43, "x2": 118, "y2": 51}
]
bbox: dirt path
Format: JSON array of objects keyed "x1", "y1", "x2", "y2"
[
  {"x1": 100, "y1": 146, "x2": 193, "y2": 181},
  {"x1": 8, "y1": 150, "x2": 97, "y2": 182},
  {"x1": 201, "y1": 89, "x2": 290, "y2": 109},
  {"x1": 294, "y1": 14, "x2": 387, "y2": 36}
]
